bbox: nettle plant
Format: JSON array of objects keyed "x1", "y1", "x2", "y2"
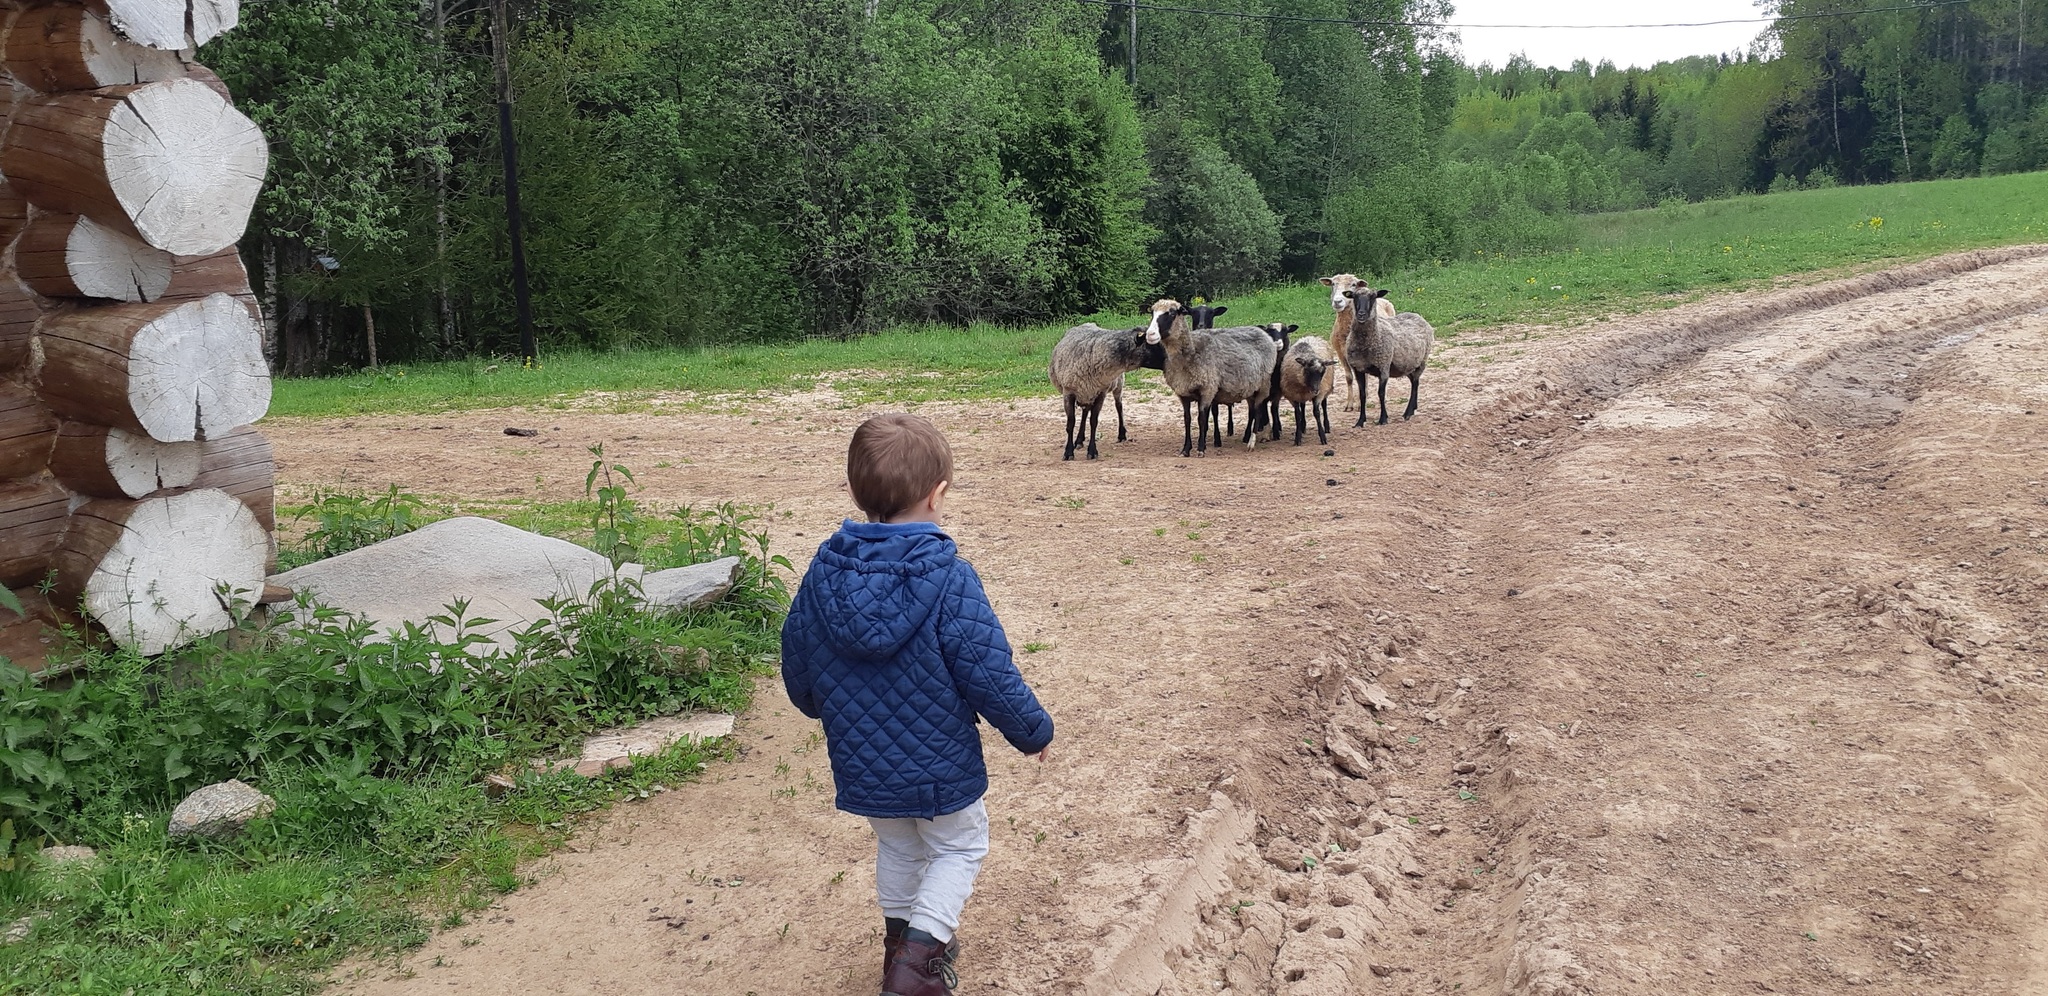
[{"x1": 0, "y1": 453, "x2": 790, "y2": 845}]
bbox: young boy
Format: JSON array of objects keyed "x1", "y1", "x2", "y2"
[{"x1": 780, "y1": 413, "x2": 1054, "y2": 996}]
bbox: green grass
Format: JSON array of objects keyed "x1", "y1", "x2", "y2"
[{"x1": 270, "y1": 171, "x2": 2048, "y2": 421}]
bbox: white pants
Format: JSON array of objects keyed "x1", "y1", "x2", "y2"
[{"x1": 868, "y1": 800, "x2": 990, "y2": 943}]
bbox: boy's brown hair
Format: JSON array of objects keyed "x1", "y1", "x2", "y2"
[{"x1": 847, "y1": 413, "x2": 954, "y2": 521}]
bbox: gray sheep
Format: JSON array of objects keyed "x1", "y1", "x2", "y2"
[
  {"x1": 1049, "y1": 322, "x2": 1148, "y2": 460},
  {"x1": 1279, "y1": 336, "x2": 1337, "y2": 446},
  {"x1": 1341, "y1": 286, "x2": 1434, "y2": 426},
  {"x1": 1144, "y1": 299, "x2": 1281, "y2": 456}
]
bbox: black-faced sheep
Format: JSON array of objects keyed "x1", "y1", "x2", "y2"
[
  {"x1": 1341, "y1": 286, "x2": 1434, "y2": 426},
  {"x1": 1049, "y1": 322, "x2": 1148, "y2": 460},
  {"x1": 1320, "y1": 273, "x2": 1393, "y2": 412},
  {"x1": 1279, "y1": 336, "x2": 1337, "y2": 446},
  {"x1": 1258, "y1": 322, "x2": 1297, "y2": 441},
  {"x1": 1144, "y1": 299, "x2": 1281, "y2": 456}
]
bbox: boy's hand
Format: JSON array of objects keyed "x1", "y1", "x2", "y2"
[{"x1": 1035, "y1": 747, "x2": 1052, "y2": 764}]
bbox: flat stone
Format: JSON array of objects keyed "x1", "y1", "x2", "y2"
[
  {"x1": 271, "y1": 518, "x2": 739, "y2": 652},
  {"x1": 168, "y1": 779, "x2": 275, "y2": 839},
  {"x1": 2, "y1": 917, "x2": 30, "y2": 945},
  {"x1": 536, "y1": 712, "x2": 736, "y2": 779},
  {"x1": 36, "y1": 845, "x2": 96, "y2": 865},
  {"x1": 640, "y1": 557, "x2": 742, "y2": 610},
  {"x1": 1323, "y1": 723, "x2": 1374, "y2": 778}
]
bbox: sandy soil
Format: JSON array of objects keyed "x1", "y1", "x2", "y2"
[{"x1": 306, "y1": 245, "x2": 2048, "y2": 995}]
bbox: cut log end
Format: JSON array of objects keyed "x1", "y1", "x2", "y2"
[
  {"x1": 6, "y1": 5, "x2": 187, "y2": 92},
  {"x1": 59, "y1": 489, "x2": 266, "y2": 655},
  {"x1": 16, "y1": 214, "x2": 174, "y2": 302},
  {"x1": 39, "y1": 292, "x2": 272, "y2": 441},
  {"x1": 94, "y1": 0, "x2": 241, "y2": 51},
  {"x1": 52, "y1": 422, "x2": 200, "y2": 498}
]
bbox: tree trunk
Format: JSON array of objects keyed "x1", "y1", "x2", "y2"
[
  {"x1": 0, "y1": 385, "x2": 59, "y2": 481},
  {"x1": 14, "y1": 212, "x2": 174, "y2": 301},
  {"x1": 86, "y1": 0, "x2": 240, "y2": 51},
  {"x1": 0, "y1": 478, "x2": 73, "y2": 588},
  {"x1": 0, "y1": 271, "x2": 47, "y2": 372},
  {"x1": 0, "y1": 182, "x2": 27, "y2": 251},
  {"x1": 160, "y1": 244, "x2": 259, "y2": 320},
  {"x1": 0, "y1": 585, "x2": 86, "y2": 676},
  {"x1": 4, "y1": 4, "x2": 187, "y2": 92},
  {"x1": 186, "y1": 425, "x2": 274, "y2": 570},
  {"x1": 2, "y1": 78, "x2": 267, "y2": 256},
  {"x1": 364, "y1": 304, "x2": 378, "y2": 368},
  {"x1": 49, "y1": 422, "x2": 200, "y2": 498},
  {"x1": 51, "y1": 488, "x2": 267, "y2": 654},
  {"x1": 37, "y1": 292, "x2": 271, "y2": 441}
]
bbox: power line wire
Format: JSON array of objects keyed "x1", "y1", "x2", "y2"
[{"x1": 1071, "y1": 0, "x2": 1974, "y2": 30}]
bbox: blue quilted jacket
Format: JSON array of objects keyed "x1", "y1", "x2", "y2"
[{"x1": 780, "y1": 520, "x2": 1054, "y2": 819}]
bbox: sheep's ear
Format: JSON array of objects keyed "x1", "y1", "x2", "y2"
[
  {"x1": 1319, "y1": 277, "x2": 1335, "y2": 287},
  {"x1": 1284, "y1": 324, "x2": 1299, "y2": 335},
  {"x1": 1374, "y1": 289, "x2": 1391, "y2": 300},
  {"x1": 1212, "y1": 305, "x2": 1227, "y2": 317}
]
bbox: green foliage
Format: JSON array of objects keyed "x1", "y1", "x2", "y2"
[
  {"x1": 1143, "y1": 114, "x2": 1282, "y2": 297},
  {"x1": 0, "y1": 454, "x2": 790, "y2": 991},
  {"x1": 288, "y1": 485, "x2": 428, "y2": 567}
]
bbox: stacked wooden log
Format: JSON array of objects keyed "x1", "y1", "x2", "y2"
[{"x1": 0, "y1": 0, "x2": 271, "y2": 669}]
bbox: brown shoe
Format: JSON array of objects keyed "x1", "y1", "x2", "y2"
[
  {"x1": 882, "y1": 918, "x2": 957, "y2": 973},
  {"x1": 881, "y1": 929, "x2": 958, "y2": 996}
]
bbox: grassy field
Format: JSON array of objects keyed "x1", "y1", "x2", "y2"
[{"x1": 271, "y1": 171, "x2": 2048, "y2": 419}]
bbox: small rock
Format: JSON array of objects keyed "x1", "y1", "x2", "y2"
[
  {"x1": 1427, "y1": 824, "x2": 1448, "y2": 836},
  {"x1": 504, "y1": 427, "x2": 540, "y2": 437},
  {"x1": 1451, "y1": 877, "x2": 1478, "y2": 891},
  {"x1": 1506, "y1": 588, "x2": 1521, "y2": 597},
  {"x1": 1958, "y1": 869, "x2": 1981, "y2": 883},
  {"x1": 1326, "y1": 478, "x2": 1340, "y2": 486},
  {"x1": 1323, "y1": 449, "x2": 1335, "y2": 457},
  {"x1": 1370, "y1": 964, "x2": 1396, "y2": 978},
  {"x1": 2, "y1": 917, "x2": 30, "y2": 945},
  {"x1": 482, "y1": 774, "x2": 517, "y2": 798},
  {"x1": 168, "y1": 779, "x2": 276, "y2": 840},
  {"x1": 1400, "y1": 678, "x2": 1415, "y2": 689},
  {"x1": 1453, "y1": 761, "x2": 1478, "y2": 774},
  {"x1": 37, "y1": 845, "x2": 96, "y2": 865},
  {"x1": 1324, "y1": 724, "x2": 1375, "y2": 779},
  {"x1": 1456, "y1": 678, "x2": 1473, "y2": 690}
]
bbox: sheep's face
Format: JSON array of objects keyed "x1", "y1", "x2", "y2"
[
  {"x1": 1298, "y1": 356, "x2": 1329, "y2": 391},
  {"x1": 1187, "y1": 304, "x2": 1227, "y2": 330},
  {"x1": 1144, "y1": 299, "x2": 1185, "y2": 346},
  {"x1": 1343, "y1": 287, "x2": 1393, "y2": 320},
  {"x1": 1264, "y1": 322, "x2": 1299, "y2": 344},
  {"x1": 1320, "y1": 274, "x2": 1361, "y2": 313}
]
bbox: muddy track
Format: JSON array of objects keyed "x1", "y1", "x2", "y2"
[{"x1": 303, "y1": 247, "x2": 2048, "y2": 995}]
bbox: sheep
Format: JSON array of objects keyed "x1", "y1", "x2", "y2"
[
  {"x1": 1143, "y1": 303, "x2": 1236, "y2": 445},
  {"x1": 1144, "y1": 299, "x2": 1282, "y2": 456},
  {"x1": 1340, "y1": 285, "x2": 1434, "y2": 427},
  {"x1": 1278, "y1": 336, "x2": 1337, "y2": 446},
  {"x1": 1257, "y1": 322, "x2": 1297, "y2": 441},
  {"x1": 1319, "y1": 273, "x2": 1391, "y2": 412},
  {"x1": 1049, "y1": 322, "x2": 1149, "y2": 460}
]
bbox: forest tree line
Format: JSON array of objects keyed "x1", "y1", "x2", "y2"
[{"x1": 204, "y1": 0, "x2": 2047, "y2": 372}]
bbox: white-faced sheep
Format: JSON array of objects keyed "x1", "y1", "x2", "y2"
[
  {"x1": 1049, "y1": 322, "x2": 1148, "y2": 460},
  {"x1": 1341, "y1": 285, "x2": 1434, "y2": 426},
  {"x1": 1279, "y1": 336, "x2": 1337, "y2": 446},
  {"x1": 1319, "y1": 273, "x2": 1392, "y2": 412},
  {"x1": 1144, "y1": 299, "x2": 1282, "y2": 456}
]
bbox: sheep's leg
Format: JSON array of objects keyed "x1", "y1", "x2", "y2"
[
  {"x1": 1196, "y1": 398, "x2": 1213, "y2": 456},
  {"x1": 1404, "y1": 372, "x2": 1421, "y2": 420},
  {"x1": 1352, "y1": 367, "x2": 1370, "y2": 428},
  {"x1": 1223, "y1": 405, "x2": 1234, "y2": 440},
  {"x1": 1377, "y1": 374, "x2": 1392, "y2": 426},
  {"x1": 1268, "y1": 399, "x2": 1283, "y2": 441},
  {"x1": 1241, "y1": 402, "x2": 1258, "y2": 450},
  {"x1": 1085, "y1": 398, "x2": 1105, "y2": 459},
  {"x1": 1181, "y1": 398, "x2": 1196, "y2": 457},
  {"x1": 1063, "y1": 396, "x2": 1078, "y2": 460},
  {"x1": 1292, "y1": 400, "x2": 1307, "y2": 446},
  {"x1": 1316, "y1": 396, "x2": 1331, "y2": 445},
  {"x1": 1113, "y1": 382, "x2": 1128, "y2": 443}
]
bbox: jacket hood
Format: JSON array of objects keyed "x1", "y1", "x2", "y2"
[{"x1": 809, "y1": 520, "x2": 956, "y2": 660}]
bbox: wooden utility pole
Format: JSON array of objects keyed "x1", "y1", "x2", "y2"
[
  {"x1": 489, "y1": 0, "x2": 537, "y2": 366},
  {"x1": 1128, "y1": 0, "x2": 1138, "y2": 87}
]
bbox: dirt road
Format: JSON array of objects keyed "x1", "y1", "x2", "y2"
[{"x1": 303, "y1": 246, "x2": 2048, "y2": 995}]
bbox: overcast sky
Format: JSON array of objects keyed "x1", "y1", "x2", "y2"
[{"x1": 1446, "y1": 0, "x2": 1776, "y2": 71}]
